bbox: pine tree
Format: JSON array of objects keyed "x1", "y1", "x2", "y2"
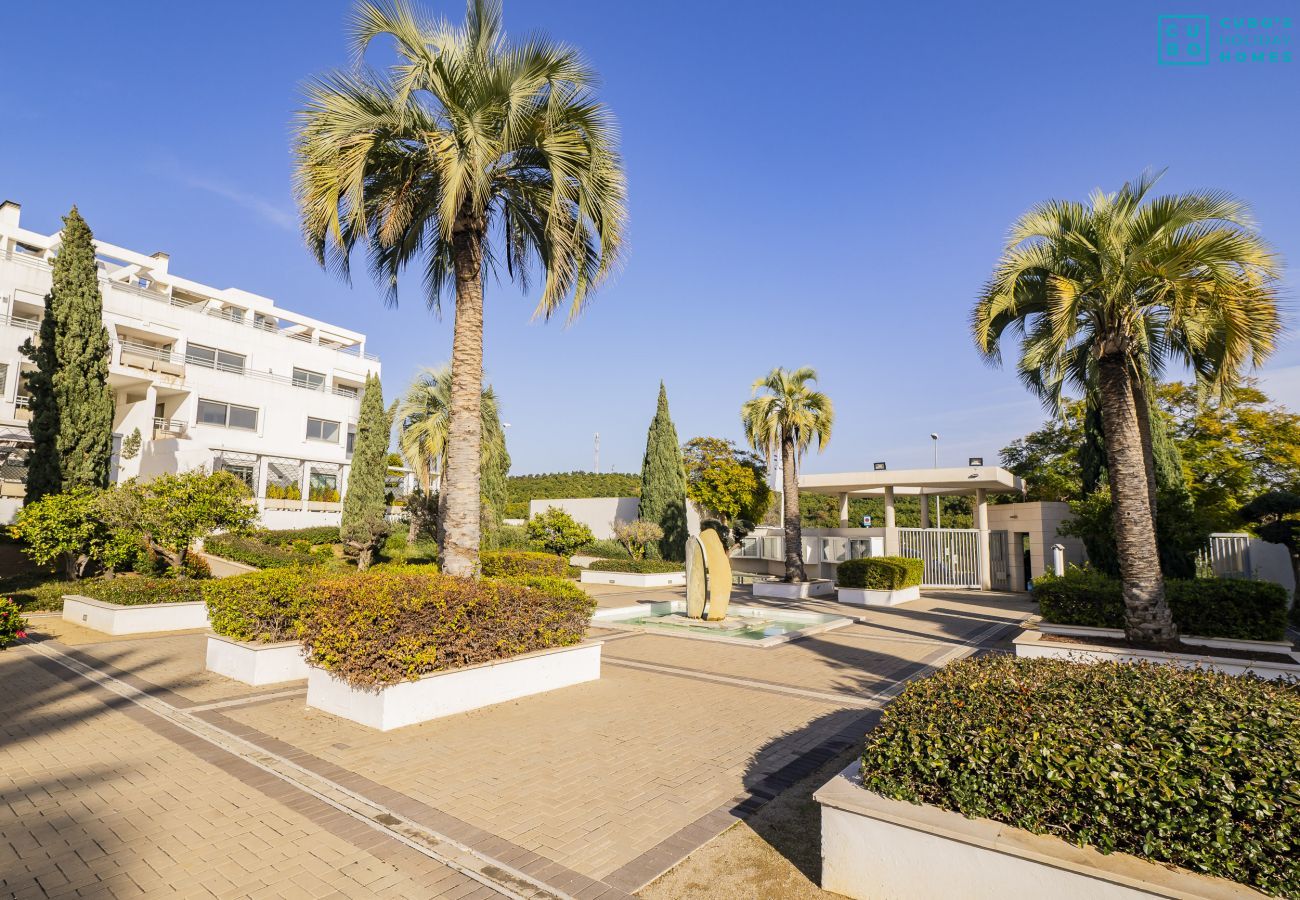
[
  {"x1": 342, "y1": 375, "x2": 392, "y2": 569},
  {"x1": 20, "y1": 298, "x2": 59, "y2": 502},
  {"x1": 639, "y1": 382, "x2": 687, "y2": 560}
]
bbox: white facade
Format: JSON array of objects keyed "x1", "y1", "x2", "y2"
[{"x1": 0, "y1": 200, "x2": 381, "y2": 526}]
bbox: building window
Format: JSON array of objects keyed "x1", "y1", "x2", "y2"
[
  {"x1": 306, "y1": 417, "x2": 340, "y2": 443},
  {"x1": 346, "y1": 425, "x2": 356, "y2": 455},
  {"x1": 333, "y1": 383, "x2": 359, "y2": 399},
  {"x1": 253, "y1": 312, "x2": 277, "y2": 332},
  {"x1": 292, "y1": 368, "x2": 325, "y2": 390},
  {"x1": 0, "y1": 363, "x2": 7, "y2": 396},
  {"x1": 186, "y1": 343, "x2": 246, "y2": 374},
  {"x1": 309, "y1": 469, "x2": 339, "y2": 503},
  {"x1": 197, "y1": 398, "x2": 258, "y2": 431}
]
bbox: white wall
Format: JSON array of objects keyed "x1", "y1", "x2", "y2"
[{"x1": 529, "y1": 497, "x2": 640, "y2": 540}]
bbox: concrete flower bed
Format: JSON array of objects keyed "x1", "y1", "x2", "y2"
[
  {"x1": 580, "y1": 569, "x2": 685, "y2": 587},
  {"x1": 836, "y1": 584, "x2": 921, "y2": 607},
  {"x1": 750, "y1": 578, "x2": 835, "y2": 599},
  {"x1": 306, "y1": 642, "x2": 602, "y2": 731},
  {"x1": 62, "y1": 595, "x2": 209, "y2": 636},
  {"x1": 1014, "y1": 628, "x2": 1300, "y2": 680},
  {"x1": 205, "y1": 634, "x2": 310, "y2": 686}
]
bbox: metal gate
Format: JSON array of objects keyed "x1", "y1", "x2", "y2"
[
  {"x1": 988, "y1": 530, "x2": 1010, "y2": 591},
  {"x1": 897, "y1": 528, "x2": 982, "y2": 588}
]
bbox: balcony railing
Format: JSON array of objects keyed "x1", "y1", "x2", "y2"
[
  {"x1": 14, "y1": 395, "x2": 30, "y2": 408},
  {"x1": 1, "y1": 313, "x2": 40, "y2": 331},
  {"x1": 152, "y1": 417, "x2": 188, "y2": 438}
]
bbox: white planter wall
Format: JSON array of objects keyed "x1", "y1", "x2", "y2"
[
  {"x1": 306, "y1": 642, "x2": 602, "y2": 731},
  {"x1": 815, "y1": 762, "x2": 1267, "y2": 900},
  {"x1": 580, "y1": 569, "x2": 685, "y2": 587},
  {"x1": 62, "y1": 595, "x2": 209, "y2": 636},
  {"x1": 751, "y1": 579, "x2": 836, "y2": 600},
  {"x1": 836, "y1": 584, "x2": 921, "y2": 607},
  {"x1": 205, "y1": 635, "x2": 310, "y2": 685},
  {"x1": 1015, "y1": 630, "x2": 1300, "y2": 681}
]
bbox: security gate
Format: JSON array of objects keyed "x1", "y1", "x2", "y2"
[
  {"x1": 897, "y1": 528, "x2": 982, "y2": 588},
  {"x1": 989, "y1": 530, "x2": 1010, "y2": 591}
]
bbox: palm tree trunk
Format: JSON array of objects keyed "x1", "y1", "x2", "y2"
[
  {"x1": 441, "y1": 218, "x2": 485, "y2": 578},
  {"x1": 1132, "y1": 375, "x2": 1159, "y2": 524},
  {"x1": 781, "y1": 432, "x2": 806, "y2": 582},
  {"x1": 1097, "y1": 353, "x2": 1176, "y2": 647}
]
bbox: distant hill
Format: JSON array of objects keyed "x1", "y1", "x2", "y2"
[{"x1": 506, "y1": 471, "x2": 639, "y2": 519}]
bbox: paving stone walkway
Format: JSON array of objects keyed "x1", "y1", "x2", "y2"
[{"x1": 1, "y1": 589, "x2": 1033, "y2": 898}]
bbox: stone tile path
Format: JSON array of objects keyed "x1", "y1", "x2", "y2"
[{"x1": 1, "y1": 589, "x2": 1033, "y2": 898}]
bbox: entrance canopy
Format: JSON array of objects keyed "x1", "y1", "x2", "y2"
[{"x1": 799, "y1": 466, "x2": 1024, "y2": 498}]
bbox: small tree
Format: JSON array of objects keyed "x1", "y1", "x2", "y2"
[
  {"x1": 527, "y1": 507, "x2": 594, "y2": 559},
  {"x1": 1240, "y1": 492, "x2": 1300, "y2": 611},
  {"x1": 341, "y1": 375, "x2": 392, "y2": 570},
  {"x1": 683, "y1": 437, "x2": 772, "y2": 540},
  {"x1": 640, "y1": 382, "x2": 688, "y2": 560},
  {"x1": 9, "y1": 487, "x2": 108, "y2": 579},
  {"x1": 612, "y1": 520, "x2": 663, "y2": 560}
]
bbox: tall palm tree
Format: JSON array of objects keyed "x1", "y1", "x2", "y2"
[
  {"x1": 295, "y1": 0, "x2": 626, "y2": 576},
  {"x1": 741, "y1": 367, "x2": 833, "y2": 582},
  {"x1": 972, "y1": 171, "x2": 1280, "y2": 647}
]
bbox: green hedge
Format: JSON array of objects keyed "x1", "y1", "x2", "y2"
[
  {"x1": 257, "y1": 526, "x2": 340, "y2": 547},
  {"x1": 480, "y1": 550, "x2": 569, "y2": 579},
  {"x1": 835, "y1": 556, "x2": 924, "y2": 590},
  {"x1": 203, "y1": 568, "x2": 319, "y2": 642},
  {"x1": 1033, "y1": 570, "x2": 1288, "y2": 641},
  {"x1": 586, "y1": 558, "x2": 683, "y2": 573},
  {"x1": 578, "y1": 539, "x2": 631, "y2": 559},
  {"x1": 862, "y1": 655, "x2": 1300, "y2": 896},
  {"x1": 299, "y1": 570, "x2": 595, "y2": 687},
  {"x1": 75, "y1": 577, "x2": 204, "y2": 606},
  {"x1": 205, "y1": 535, "x2": 315, "y2": 569}
]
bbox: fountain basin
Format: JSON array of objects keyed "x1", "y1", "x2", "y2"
[{"x1": 593, "y1": 600, "x2": 853, "y2": 647}]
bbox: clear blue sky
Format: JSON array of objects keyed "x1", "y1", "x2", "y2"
[{"x1": 3, "y1": 1, "x2": 1297, "y2": 475}]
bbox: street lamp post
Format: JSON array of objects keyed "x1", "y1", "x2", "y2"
[{"x1": 930, "y1": 433, "x2": 940, "y2": 529}]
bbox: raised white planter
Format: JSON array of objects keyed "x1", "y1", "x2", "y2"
[
  {"x1": 751, "y1": 579, "x2": 836, "y2": 600},
  {"x1": 1036, "y1": 621, "x2": 1295, "y2": 655},
  {"x1": 836, "y1": 584, "x2": 921, "y2": 607},
  {"x1": 205, "y1": 634, "x2": 310, "y2": 686},
  {"x1": 1015, "y1": 629, "x2": 1300, "y2": 681},
  {"x1": 580, "y1": 569, "x2": 685, "y2": 587},
  {"x1": 815, "y1": 761, "x2": 1268, "y2": 900},
  {"x1": 62, "y1": 595, "x2": 209, "y2": 636},
  {"x1": 306, "y1": 641, "x2": 602, "y2": 731}
]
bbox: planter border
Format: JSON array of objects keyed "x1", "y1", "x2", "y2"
[
  {"x1": 205, "y1": 634, "x2": 310, "y2": 686},
  {"x1": 61, "y1": 594, "x2": 209, "y2": 636},
  {"x1": 1014, "y1": 629, "x2": 1300, "y2": 681},
  {"x1": 579, "y1": 569, "x2": 685, "y2": 588},
  {"x1": 836, "y1": 584, "x2": 921, "y2": 607},
  {"x1": 815, "y1": 761, "x2": 1268, "y2": 900},
  {"x1": 751, "y1": 578, "x2": 836, "y2": 600},
  {"x1": 1036, "y1": 621, "x2": 1293, "y2": 655},
  {"x1": 593, "y1": 600, "x2": 853, "y2": 647}
]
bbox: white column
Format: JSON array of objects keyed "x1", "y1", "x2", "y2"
[
  {"x1": 883, "y1": 486, "x2": 898, "y2": 555},
  {"x1": 918, "y1": 491, "x2": 930, "y2": 528},
  {"x1": 838, "y1": 492, "x2": 850, "y2": 528},
  {"x1": 976, "y1": 488, "x2": 991, "y2": 590}
]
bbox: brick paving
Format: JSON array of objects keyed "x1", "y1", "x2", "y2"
[{"x1": 1, "y1": 589, "x2": 1033, "y2": 898}]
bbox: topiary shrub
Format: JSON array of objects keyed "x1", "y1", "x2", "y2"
[
  {"x1": 74, "y1": 576, "x2": 203, "y2": 606},
  {"x1": 836, "y1": 556, "x2": 924, "y2": 590},
  {"x1": 862, "y1": 655, "x2": 1300, "y2": 896},
  {"x1": 299, "y1": 570, "x2": 595, "y2": 687},
  {"x1": 203, "y1": 568, "x2": 319, "y2": 643},
  {"x1": 1034, "y1": 569, "x2": 1288, "y2": 641},
  {"x1": 586, "y1": 558, "x2": 684, "y2": 574},
  {"x1": 480, "y1": 550, "x2": 568, "y2": 579}
]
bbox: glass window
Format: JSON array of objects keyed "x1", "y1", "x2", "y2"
[
  {"x1": 186, "y1": 344, "x2": 216, "y2": 367},
  {"x1": 228, "y1": 404, "x2": 257, "y2": 430},
  {"x1": 0, "y1": 363, "x2": 7, "y2": 395},
  {"x1": 307, "y1": 417, "x2": 340, "y2": 442},
  {"x1": 346, "y1": 425, "x2": 356, "y2": 454},
  {"x1": 216, "y1": 349, "x2": 245, "y2": 373},
  {"x1": 197, "y1": 398, "x2": 227, "y2": 425},
  {"x1": 293, "y1": 368, "x2": 325, "y2": 390},
  {"x1": 223, "y1": 464, "x2": 255, "y2": 489},
  {"x1": 197, "y1": 399, "x2": 257, "y2": 431}
]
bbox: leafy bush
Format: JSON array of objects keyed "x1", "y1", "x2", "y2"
[
  {"x1": 258, "y1": 526, "x2": 339, "y2": 547},
  {"x1": 486, "y1": 524, "x2": 533, "y2": 551},
  {"x1": 1034, "y1": 569, "x2": 1288, "y2": 641},
  {"x1": 74, "y1": 577, "x2": 204, "y2": 606},
  {"x1": 836, "y1": 556, "x2": 924, "y2": 590},
  {"x1": 299, "y1": 570, "x2": 595, "y2": 687},
  {"x1": 203, "y1": 568, "x2": 318, "y2": 642},
  {"x1": 526, "y1": 507, "x2": 594, "y2": 558},
  {"x1": 480, "y1": 550, "x2": 568, "y2": 578},
  {"x1": 205, "y1": 535, "x2": 314, "y2": 569},
  {"x1": 586, "y1": 558, "x2": 683, "y2": 574},
  {"x1": 577, "y1": 538, "x2": 630, "y2": 559},
  {"x1": 0, "y1": 598, "x2": 29, "y2": 647},
  {"x1": 9, "y1": 487, "x2": 109, "y2": 580},
  {"x1": 861, "y1": 655, "x2": 1300, "y2": 896},
  {"x1": 611, "y1": 519, "x2": 663, "y2": 560}
]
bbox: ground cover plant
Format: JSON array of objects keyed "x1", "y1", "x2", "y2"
[
  {"x1": 835, "y1": 556, "x2": 924, "y2": 590},
  {"x1": 586, "y1": 558, "x2": 684, "y2": 574},
  {"x1": 72, "y1": 577, "x2": 203, "y2": 606},
  {"x1": 1033, "y1": 569, "x2": 1288, "y2": 641},
  {"x1": 480, "y1": 550, "x2": 568, "y2": 579},
  {"x1": 299, "y1": 570, "x2": 595, "y2": 688},
  {"x1": 203, "y1": 568, "x2": 319, "y2": 643},
  {"x1": 861, "y1": 655, "x2": 1300, "y2": 896}
]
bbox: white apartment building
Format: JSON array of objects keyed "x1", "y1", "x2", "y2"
[{"x1": 0, "y1": 200, "x2": 382, "y2": 528}]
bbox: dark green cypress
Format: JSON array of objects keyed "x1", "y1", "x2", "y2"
[
  {"x1": 639, "y1": 382, "x2": 687, "y2": 560},
  {"x1": 342, "y1": 375, "x2": 392, "y2": 569},
  {"x1": 20, "y1": 296, "x2": 59, "y2": 502}
]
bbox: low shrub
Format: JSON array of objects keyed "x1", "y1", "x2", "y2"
[
  {"x1": 203, "y1": 568, "x2": 319, "y2": 642},
  {"x1": 486, "y1": 524, "x2": 533, "y2": 551},
  {"x1": 204, "y1": 535, "x2": 312, "y2": 570},
  {"x1": 0, "y1": 597, "x2": 28, "y2": 647},
  {"x1": 2, "y1": 573, "x2": 77, "y2": 612},
  {"x1": 257, "y1": 526, "x2": 340, "y2": 547},
  {"x1": 75, "y1": 576, "x2": 204, "y2": 606},
  {"x1": 586, "y1": 558, "x2": 683, "y2": 574},
  {"x1": 577, "y1": 539, "x2": 630, "y2": 559},
  {"x1": 1034, "y1": 569, "x2": 1289, "y2": 641},
  {"x1": 835, "y1": 556, "x2": 924, "y2": 590},
  {"x1": 480, "y1": 550, "x2": 568, "y2": 579},
  {"x1": 299, "y1": 570, "x2": 595, "y2": 687},
  {"x1": 861, "y1": 655, "x2": 1300, "y2": 896}
]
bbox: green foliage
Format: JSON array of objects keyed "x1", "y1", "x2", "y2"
[
  {"x1": 526, "y1": 508, "x2": 594, "y2": 559},
  {"x1": 9, "y1": 487, "x2": 109, "y2": 579},
  {"x1": 835, "y1": 557, "x2": 924, "y2": 590},
  {"x1": 119, "y1": 428, "x2": 142, "y2": 461},
  {"x1": 1239, "y1": 491, "x2": 1300, "y2": 611},
  {"x1": 682, "y1": 437, "x2": 771, "y2": 532},
  {"x1": 640, "y1": 383, "x2": 688, "y2": 560},
  {"x1": 21, "y1": 294, "x2": 59, "y2": 501},
  {"x1": 299, "y1": 569, "x2": 596, "y2": 688},
  {"x1": 379, "y1": 532, "x2": 438, "y2": 566},
  {"x1": 484, "y1": 524, "x2": 532, "y2": 551},
  {"x1": 0, "y1": 598, "x2": 29, "y2": 648},
  {"x1": 999, "y1": 399, "x2": 1087, "y2": 502},
  {"x1": 203, "y1": 568, "x2": 319, "y2": 642},
  {"x1": 74, "y1": 576, "x2": 204, "y2": 606},
  {"x1": 341, "y1": 374, "x2": 392, "y2": 568},
  {"x1": 204, "y1": 535, "x2": 317, "y2": 569},
  {"x1": 505, "y1": 471, "x2": 639, "y2": 520},
  {"x1": 258, "y1": 526, "x2": 340, "y2": 547},
  {"x1": 577, "y1": 538, "x2": 629, "y2": 559},
  {"x1": 611, "y1": 519, "x2": 662, "y2": 560},
  {"x1": 586, "y1": 558, "x2": 683, "y2": 574},
  {"x1": 480, "y1": 550, "x2": 569, "y2": 579},
  {"x1": 1033, "y1": 569, "x2": 1288, "y2": 641},
  {"x1": 103, "y1": 471, "x2": 258, "y2": 569},
  {"x1": 861, "y1": 655, "x2": 1300, "y2": 896}
]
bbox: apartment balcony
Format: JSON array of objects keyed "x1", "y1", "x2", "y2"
[
  {"x1": 117, "y1": 341, "x2": 185, "y2": 378},
  {"x1": 13, "y1": 396, "x2": 32, "y2": 422},
  {"x1": 152, "y1": 417, "x2": 188, "y2": 439},
  {"x1": 1, "y1": 312, "x2": 40, "y2": 332}
]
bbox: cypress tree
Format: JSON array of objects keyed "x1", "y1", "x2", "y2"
[
  {"x1": 639, "y1": 382, "x2": 687, "y2": 560},
  {"x1": 342, "y1": 374, "x2": 392, "y2": 569},
  {"x1": 20, "y1": 207, "x2": 113, "y2": 502}
]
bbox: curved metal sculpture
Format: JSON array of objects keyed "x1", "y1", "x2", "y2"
[
  {"x1": 684, "y1": 535, "x2": 707, "y2": 619},
  {"x1": 699, "y1": 529, "x2": 732, "y2": 621}
]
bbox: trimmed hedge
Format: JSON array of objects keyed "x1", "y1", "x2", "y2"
[
  {"x1": 299, "y1": 570, "x2": 596, "y2": 688},
  {"x1": 74, "y1": 577, "x2": 204, "y2": 606},
  {"x1": 258, "y1": 526, "x2": 340, "y2": 547},
  {"x1": 480, "y1": 550, "x2": 568, "y2": 579},
  {"x1": 586, "y1": 558, "x2": 683, "y2": 574},
  {"x1": 204, "y1": 535, "x2": 315, "y2": 569},
  {"x1": 1034, "y1": 569, "x2": 1288, "y2": 641},
  {"x1": 835, "y1": 556, "x2": 924, "y2": 590},
  {"x1": 203, "y1": 568, "x2": 319, "y2": 643},
  {"x1": 862, "y1": 655, "x2": 1300, "y2": 896}
]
